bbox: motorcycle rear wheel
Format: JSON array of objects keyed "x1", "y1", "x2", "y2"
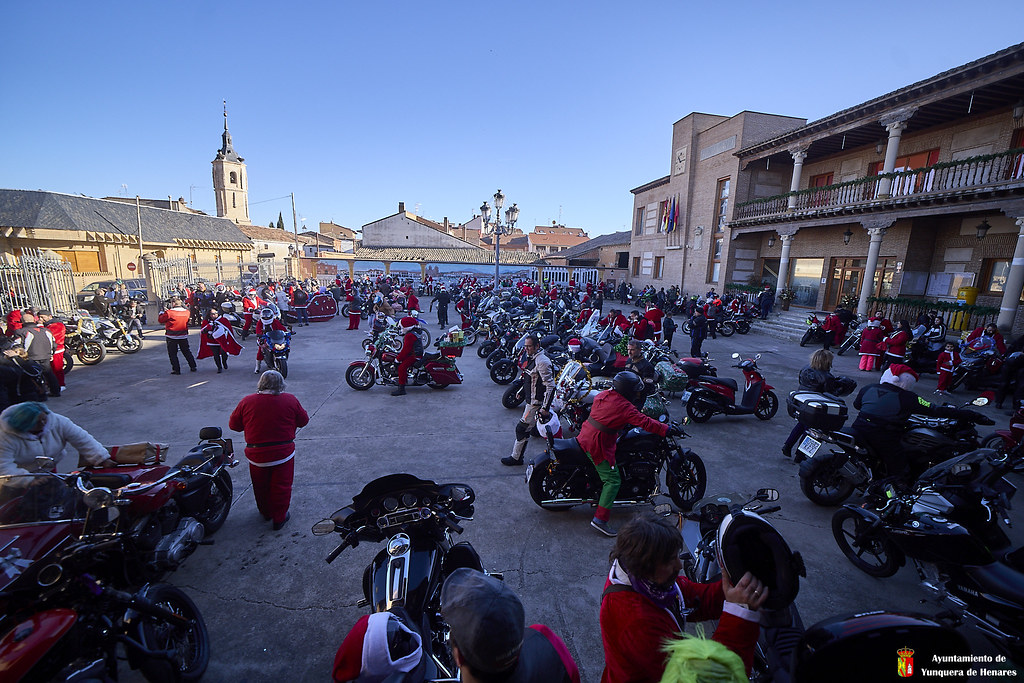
[
  {"x1": 685, "y1": 396, "x2": 715, "y2": 423},
  {"x1": 755, "y1": 391, "x2": 779, "y2": 421},
  {"x1": 502, "y1": 381, "x2": 526, "y2": 409},
  {"x1": 135, "y1": 584, "x2": 210, "y2": 682},
  {"x1": 836, "y1": 334, "x2": 857, "y2": 356},
  {"x1": 719, "y1": 322, "x2": 735, "y2": 337},
  {"x1": 477, "y1": 341, "x2": 496, "y2": 358},
  {"x1": 666, "y1": 452, "x2": 707, "y2": 511},
  {"x1": 528, "y1": 465, "x2": 574, "y2": 511},
  {"x1": 736, "y1": 321, "x2": 750, "y2": 334},
  {"x1": 681, "y1": 320, "x2": 693, "y2": 335},
  {"x1": 800, "y1": 458, "x2": 855, "y2": 506},
  {"x1": 116, "y1": 334, "x2": 143, "y2": 354},
  {"x1": 490, "y1": 359, "x2": 517, "y2": 385},
  {"x1": 78, "y1": 340, "x2": 106, "y2": 365},
  {"x1": 831, "y1": 508, "x2": 901, "y2": 577},
  {"x1": 345, "y1": 364, "x2": 376, "y2": 390},
  {"x1": 195, "y1": 469, "x2": 233, "y2": 535}
]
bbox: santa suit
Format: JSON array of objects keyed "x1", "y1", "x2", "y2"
[
  {"x1": 936, "y1": 349, "x2": 961, "y2": 391},
  {"x1": 859, "y1": 326, "x2": 884, "y2": 371},
  {"x1": 644, "y1": 307, "x2": 664, "y2": 341},
  {"x1": 455, "y1": 298, "x2": 472, "y2": 329},
  {"x1": 601, "y1": 313, "x2": 629, "y2": 332},
  {"x1": 395, "y1": 330, "x2": 420, "y2": 387},
  {"x1": 5, "y1": 309, "x2": 22, "y2": 337},
  {"x1": 242, "y1": 294, "x2": 267, "y2": 332},
  {"x1": 45, "y1": 319, "x2": 66, "y2": 388},
  {"x1": 199, "y1": 316, "x2": 243, "y2": 360},
  {"x1": 406, "y1": 293, "x2": 419, "y2": 313},
  {"x1": 254, "y1": 318, "x2": 287, "y2": 361}
]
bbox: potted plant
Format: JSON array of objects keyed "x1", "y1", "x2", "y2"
[{"x1": 777, "y1": 288, "x2": 797, "y2": 311}]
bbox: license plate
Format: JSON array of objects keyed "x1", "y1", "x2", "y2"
[
  {"x1": 680, "y1": 390, "x2": 692, "y2": 404},
  {"x1": 797, "y1": 435, "x2": 822, "y2": 458},
  {"x1": 525, "y1": 463, "x2": 534, "y2": 483}
]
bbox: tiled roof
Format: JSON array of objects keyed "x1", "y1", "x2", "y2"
[
  {"x1": 556, "y1": 230, "x2": 632, "y2": 260},
  {"x1": 529, "y1": 233, "x2": 590, "y2": 247},
  {"x1": 0, "y1": 189, "x2": 252, "y2": 245},
  {"x1": 239, "y1": 224, "x2": 312, "y2": 243},
  {"x1": 631, "y1": 176, "x2": 671, "y2": 194},
  {"x1": 352, "y1": 246, "x2": 542, "y2": 265}
]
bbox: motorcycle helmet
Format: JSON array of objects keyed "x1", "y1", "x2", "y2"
[
  {"x1": 400, "y1": 316, "x2": 418, "y2": 333},
  {"x1": 611, "y1": 371, "x2": 642, "y2": 402},
  {"x1": 567, "y1": 338, "x2": 582, "y2": 354},
  {"x1": 715, "y1": 509, "x2": 804, "y2": 611},
  {"x1": 220, "y1": 301, "x2": 235, "y2": 313},
  {"x1": 259, "y1": 307, "x2": 275, "y2": 323}
]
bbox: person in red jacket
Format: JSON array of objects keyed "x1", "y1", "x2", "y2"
[
  {"x1": 859, "y1": 320, "x2": 884, "y2": 371},
  {"x1": 880, "y1": 319, "x2": 912, "y2": 371},
  {"x1": 629, "y1": 310, "x2": 653, "y2": 341},
  {"x1": 241, "y1": 289, "x2": 267, "y2": 339},
  {"x1": 935, "y1": 341, "x2": 961, "y2": 395},
  {"x1": 4, "y1": 308, "x2": 22, "y2": 337},
  {"x1": 37, "y1": 311, "x2": 66, "y2": 392},
  {"x1": 644, "y1": 304, "x2": 664, "y2": 343},
  {"x1": 228, "y1": 370, "x2": 308, "y2": 530},
  {"x1": 964, "y1": 323, "x2": 1006, "y2": 355},
  {"x1": 577, "y1": 371, "x2": 672, "y2": 536},
  {"x1": 822, "y1": 311, "x2": 844, "y2": 351},
  {"x1": 392, "y1": 317, "x2": 421, "y2": 396},
  {"x1": 600, "y1": 512, "x2": 765, "y2": 683},
  {"x1": 406, "y1": 291, "x2": 419, "y2": 315},
  {"x1": 253, "y1": 308, "x2": 288, "y2": 374},
  {"x1": 157, "y1": 297, "x2": 195, "y2": 374},
  {"x1": 600, "y1": 309, "x2": 629, "y2": 332}
]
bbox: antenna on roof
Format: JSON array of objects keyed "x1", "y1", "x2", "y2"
[{"x1": 120, "y1": 184, "x2": 128, "y2": 197}]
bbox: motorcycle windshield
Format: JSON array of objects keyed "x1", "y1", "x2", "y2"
[
  {"x1": 0, "y1": 474, "x2": 84, "y2": 526},
  {"x1": 351, "y1": 474, "x2": 440, "y2": 508},
  {"x1": 268, "y1": 330, "x2": 288, "y2": 344}
]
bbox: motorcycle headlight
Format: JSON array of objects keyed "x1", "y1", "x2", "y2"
[{"x1": 274, "y1": 343, "x2": 287, "y2": 350}]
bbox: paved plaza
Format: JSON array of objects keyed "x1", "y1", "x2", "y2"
[{"x1": 53, "y1": 315, "x2": 1015, "y2": 681}]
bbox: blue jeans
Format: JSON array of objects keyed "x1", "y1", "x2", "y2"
[{"x1": 295, "y1": 307, "x2": 309, "y2": 324}]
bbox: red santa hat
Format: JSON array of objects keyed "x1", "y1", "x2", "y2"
[
  {"x1": 567, "y1": 338, "x2": 582, "y2": 353},
  {"x1": 881, "y1": 364, "x2": 919, "y2": 389},
  {"x1": 400, "y1": 316, "x2": 418, "y2": 332}
]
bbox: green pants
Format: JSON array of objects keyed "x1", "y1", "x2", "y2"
[{"x1": 587, "y1": 451, "x2": 621, "y2": 510}]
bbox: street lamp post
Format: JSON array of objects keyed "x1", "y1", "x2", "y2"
[{"x1": 481, "y1": 189, "x2": 519, "y2": 290}]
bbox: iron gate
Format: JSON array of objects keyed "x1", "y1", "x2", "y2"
[
  {"x1": 0, "y1": 248, "x2": 78, "y2": 317},
  {"x1": 147, "y1": 257, "x2": 289, "y2": 299}
]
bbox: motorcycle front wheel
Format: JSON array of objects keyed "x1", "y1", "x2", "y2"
[
  {"x1": 276, "y1": 358, "x2": 288, "y2": 379},
  {"x1": 836, "y1": 334, "x2": 857, "y2": 356},
  {"x1": 116, "y1": 334, "x2": 143, "y2": 354},
  {"x1": 78, "y1": 340, "x2": 106, "y2": 365},
  {"x1": 666, "y1": 452, "x2": 707, "y2": 511},
  {"x1": 831, "y1": 508, "x2": 901, "y2": 577},
  {"x1": 681, "y1": 320, "x2": 693, "y2": 335},
  {"x1": 345, "y1": 364, "x2": 376, "y2": 390},
  {"x1": 755, "y1": 391, "x2": 779, "y2": 420},
  {"x1": 799, "y1": 458, "x2": 855, "y2": 506},
  {"x1": 799, "y1": 330, "x2": 813, "y2": 347},
  {"x1": 462, "y1": 330, "x2": 477, "y2": 346},
  {"x1": 528, "y1": 465, "x2": 574, "y2": 511},
  {"x1": 135, "y1": 584, "x2": 210, "y2": 682},
  {"x1": 63, "y1": 352, "x2": 74, "y2": 374},
  {"x1": 477, "y1": 340, "x2": 496, "y2": 358},
  {"x1": 415, "y1": 328, "x2": 431, "y2": 348},
  {"x1": 736, "y1": 321, "x2": 750, "y2": 334},
  {"x1": 490, "y1": 359, "x2": 517, "y2": 385},
  {"x1": 195, "y1": 469, "x2": 233, "y2": 535},
  {"x1": 485, "y1": 348, "x2": 506, "y2": 369}
]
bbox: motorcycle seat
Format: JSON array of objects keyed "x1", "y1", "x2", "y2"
[
  {"x1": 965, "y1": 561, "x2": 1024, "y2": 608},
  {"x1": 702, "y1": 376, "x2": 738, "y2": 391},
  {"x1": 422, "y1": 351, "x2": 441, "y2": 362},
  {"x1": 551, "y1": 438, "x2": 589, "y2": 469},
  {"x1": 86, "y1": 472, "x2": 133, "y2": 489}
]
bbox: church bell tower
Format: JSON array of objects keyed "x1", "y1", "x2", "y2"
[{"x1": 212, "y1": 102, "x2": 250, "y2": 224}]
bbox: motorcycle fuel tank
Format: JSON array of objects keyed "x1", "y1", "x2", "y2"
[{"x1": 370, "y1": 536, "x2": 441, "y2": 617}]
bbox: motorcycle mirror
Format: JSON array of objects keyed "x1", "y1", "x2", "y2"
[
  {"x1": 311, "y1": 519, "x2": 337, "y2": 536},
  {"x1": 82, "y1": 486, "x2": 113, "y2": 510},
  {"x1": 731, "y1": 352, "x2": 740, "y2": 359},
  {"x1": 34, "y1": 456, "x2": 56, "y2": 471},
  {"x1": 755, "y1": 353, "x2": 761, "y2": 360},
  {"x1": 755, "y1": 488, "x2": 779, "y2": 502},
  {"x1": 971, "y1": 396, "x2": 990, "y2": 407}
]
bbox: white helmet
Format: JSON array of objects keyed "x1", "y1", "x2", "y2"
[{"x1": 259, "y1": 307, "x2": 275, "y2": 322}]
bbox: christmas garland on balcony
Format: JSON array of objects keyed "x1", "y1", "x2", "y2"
[{"x1": 866, "y1": 295, "x2": 999, "y2": 316}]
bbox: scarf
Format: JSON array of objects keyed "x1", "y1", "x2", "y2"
[{"x1": 610, "y1": 559, "x2": 686, "y2": 628}]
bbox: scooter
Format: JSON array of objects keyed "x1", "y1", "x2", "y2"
[{"x1": 681, "y1": 352, "x2": 778, "y2": 422}]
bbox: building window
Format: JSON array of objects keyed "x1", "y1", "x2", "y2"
[
  {"x1": 713, "y1": 178, "x2": 730, "y2": 233},
  {"x1": 709, "y1": 237, "x2": 723, "y2": 283},
  {"x1": 55, "y1": 249, "x2": 101, "y2": 273},
  {"x1": 229, "y1": 171, "x2": 237, "y2": 185},
  {"x1": 617, "y1": 252, "x2": 629, "y2": 269},
  {"x1": 981, "y1": 259, "x2": 1011, "y2": 294},
  {"x1": 632, "y1": 257, "x2": 641, "y2": 276},
  {"x1": 232, "y1": 193, "x2": 236, "y2": 208},
  {"x1": 634, "y1": 207, "x2": 644, "y2": 236},
  {"x1": 654, "y1": 256, "x2": 664, "y2": 279}
]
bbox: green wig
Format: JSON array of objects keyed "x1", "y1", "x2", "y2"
[{"x1": 659, "y1": 634, "x2": 748, "y2": 683}]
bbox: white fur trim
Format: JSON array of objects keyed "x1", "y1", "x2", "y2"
[{"x1": 361, "y1": 612, "x2": 422, "y2": 678}]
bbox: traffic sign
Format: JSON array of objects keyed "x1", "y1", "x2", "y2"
[
  {"x1": 248, "y1": 266, "x2": 259, "y2": 273},
  {"x1": 126, "y1": 262, "x2": 137, "y2": 271}
]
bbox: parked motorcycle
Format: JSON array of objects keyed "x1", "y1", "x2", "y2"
[
  {"x1": 346, "y1": 340, "x2": 463, "y2": 391},
  {"x1": 682, "y1": 353, "x2": 778, "y2": 422},
  {"x1": 526, "y1": 420, "x2": 706, "y2": 512},
  {"x1": 92, "y1": 313, "x2": 143, "y2": 354},
  {"x1": 312, "y1": 474, "x2": 482, "y2": 681},
  {"x1": 950, "y1": 346, "x2": 1004, "y2": 392},
  {"x1": 832, "y1": 445, "x2": 1024, "y2": 664},
  {"x1": 834, "y1": 319, "x2": 862, "y2": 356},
  {"x1": 258, "y1": 328, "x2": 291, "y2": 379},
  {"x1": 63, "y1": 311, "x2": 107, "y2": 365},
  {"x1": 981, "y1": 399, "x2": 1024, "y2": 459},
  {"x1": 795, "y1": 394, "x2": 995, "y2": 506},
  {"x1": 799, "y1": 314, "x2": 827, "y2": 347}
]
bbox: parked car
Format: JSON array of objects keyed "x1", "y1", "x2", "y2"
[{"x1": 75, "y1": 279, "x2": 149, "y2": 310}]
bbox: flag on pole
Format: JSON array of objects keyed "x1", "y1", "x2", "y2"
[
  {"x1": 667, "y1": 196, "x2": 678, "y2": 233},
  {"x1": 660, "y1": 200, "x2": 669, "y2": 233}
]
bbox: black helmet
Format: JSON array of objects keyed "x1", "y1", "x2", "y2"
[
  {"x1": 611, "y1": 371, "x2": 643, "y2": 401},
  {"x1": 716, "y1": 510, "x2": 805, "y2": 611}
]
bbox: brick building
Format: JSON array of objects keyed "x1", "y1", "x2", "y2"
[{"x1": 630, "y1": 43, "x2": 1024, "y2": 333}]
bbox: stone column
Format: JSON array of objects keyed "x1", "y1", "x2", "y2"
[
  {"x1": 998, "y1": 217, "x2": 1024, "y2": 331},
  {"x1": 787, "y1": 147, "x2": 809, "y2": 210},
  {"x1": 536, "y1": 265, "x2": 545, "y2": 283},
  {"x1": 775, "y1": 233, "x2": 795, "y2": 299},
  {"x1": 876, "y1": 109, "x2": 916, "y2": 199},
  {"x1": 383, "y1": 261, "x2": 391, "y2": 276},
  {"x1": 419, "y1": 263, "x2": 427, "y2": 282},
  {"x1": 857, "y1": 226, "x2": 888, "y2": 317},
  {"x1": 347, "y1": 260, "x2": 354, "y2": 280}
]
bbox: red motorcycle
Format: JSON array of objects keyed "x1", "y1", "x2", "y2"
[
  {"x1": 0, "y1": 468, "x2": 213, "y2": 681},
  {"x1": 345, "y1": 341, "x2": 463, "y2": 391},
  {"x1": 681, "y1": 352, "x2": 779, "y2": 422},
  {"x1": 982, "y1": 399, "x2": 1024, "y2": 461}
]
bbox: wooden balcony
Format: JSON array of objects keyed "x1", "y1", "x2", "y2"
[{"x1": 732, "y1": 147, "x2": 1024, "y2": 224}]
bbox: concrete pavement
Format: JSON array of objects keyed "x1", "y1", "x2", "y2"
[{"x1": 50, "y1": 316, "x2": 1014, "y2": 682}]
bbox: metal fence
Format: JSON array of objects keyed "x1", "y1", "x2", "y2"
[
  {"x1": 0, "y1": 248, "x2": 78, "y2": 317},
  {"x1": 147, "y1": 257, "x2": 290, "y2": 299}
]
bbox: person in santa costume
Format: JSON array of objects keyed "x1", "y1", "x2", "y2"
[
  {"x1": 241, "y1": 289, "x2": 267, "y2": 339},
  {"x1": 198, "y1": 308, "x2": 243, "y2": 373},
  {"x1": 391, "y1": 317, "x2": 422, "y2": 396},
  {"x1": 253, "y1": 308, "x2": 288, "y2": 374}
]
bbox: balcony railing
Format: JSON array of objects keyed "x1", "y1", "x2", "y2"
[{"x1": 734, "y1": 147, "x2": 1024, "y2": 221}]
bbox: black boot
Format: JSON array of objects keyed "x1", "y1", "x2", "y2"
[{"x1": 391, "y1": 386, "x2": 407, "y2": 396}]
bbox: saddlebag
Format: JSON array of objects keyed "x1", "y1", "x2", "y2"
[
  {"x1": 105, "y1": 442, "x2": 169, "y2": 465},
  {"x1": 787, "y1": 391, "x2": 848, "y2": 431}
]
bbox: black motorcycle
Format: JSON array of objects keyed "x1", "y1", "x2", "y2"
[
  {"x1": 526, "y1": 422, "x2": 706, "y2": 512},
  {"x1": 798, "y1": 314, "x2": 827, "y2": 347},
  {"x1": 313, "y1": 474, "x2": 483, "y2": 681},
  {"x1": 832, "y1": 446, "x2": 1024, "y2": 664},
  {"x1": 834, "y1": 319, "x2": 862, "y2": 356},
  {"x1": 795, "y1": 393, "x2": 994, "y2": 506}
]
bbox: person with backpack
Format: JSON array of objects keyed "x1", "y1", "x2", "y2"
[
  {"x1": 391, "y1": 317, "x2": 422, "y2": 396},
  {"x1": 291, "y1": 284, "x2": 310, "y2": 327}
]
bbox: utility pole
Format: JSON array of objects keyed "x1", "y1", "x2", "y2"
[{"x1": 291, "y1": 193, "x2": 300, "y2": 278}]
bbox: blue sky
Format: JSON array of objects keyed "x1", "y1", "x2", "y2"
[{"x1": 2, "y1": 2, "x2": 1021, "y2": 236}]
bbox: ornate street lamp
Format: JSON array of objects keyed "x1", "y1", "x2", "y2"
[
  {"x1": 976, "y1": 219, "x2": 991, "y2": 240},
  {"x1": 482, "y1": 189, "x2": 518, "y2": 288},
  {"x1": 767, "y1": 235, "x2": 776, "y2": 248}
]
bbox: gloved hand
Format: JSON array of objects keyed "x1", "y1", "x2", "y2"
[
  {"x1": 963, "y1": 410, "x2": 995, "y2": 426},
  {"x1": 668, "y1": 423, "x2": 684, "y2": 437}
]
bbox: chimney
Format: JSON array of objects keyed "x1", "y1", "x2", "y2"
[{"x1": 398, "y1": 202, "x2": 406, "y2": 213}]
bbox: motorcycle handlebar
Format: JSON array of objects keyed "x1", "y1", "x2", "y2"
[{"x1": 326, "y1": 531, "x2": 359, "y2": 564}]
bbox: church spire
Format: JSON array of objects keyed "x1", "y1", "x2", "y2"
[{"x1": 217, "y1": 99, "x2": 241, "y2": 162}]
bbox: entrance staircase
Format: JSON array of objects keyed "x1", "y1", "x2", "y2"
[{"x1": 752, "y1": 309, "x2": 819, "y2": 342}]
